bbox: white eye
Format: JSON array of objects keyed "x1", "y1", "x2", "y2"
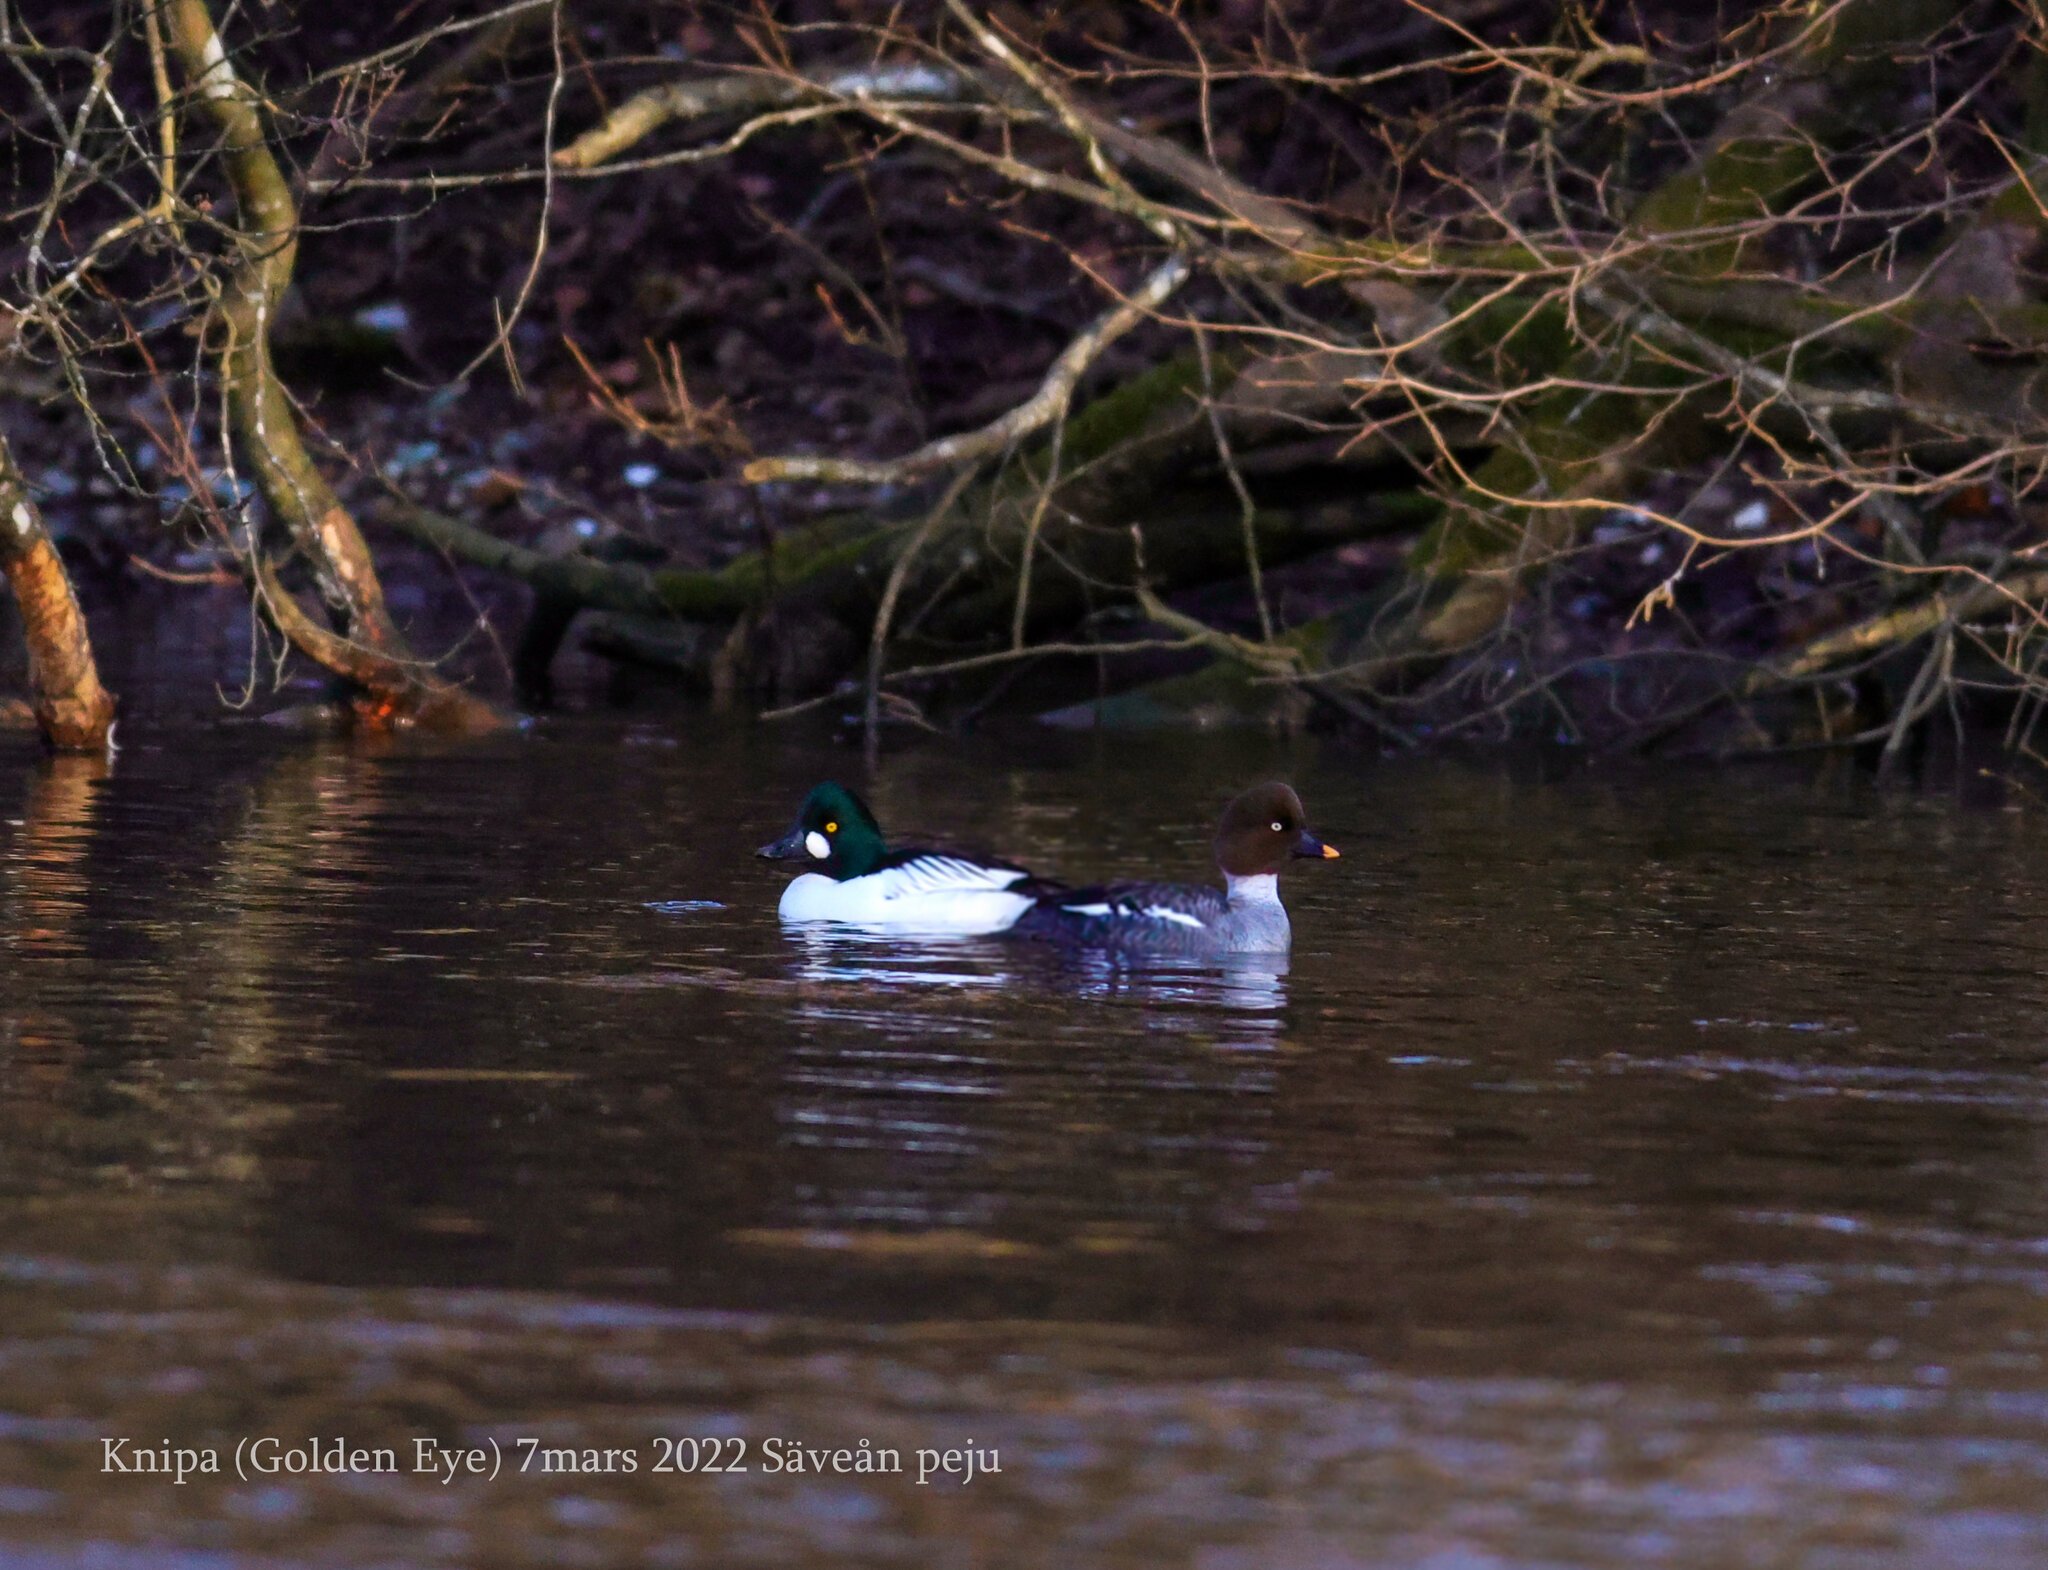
[
  {"x1": 1271, "y1": 821, "x2": 1284, "y2": 833},
  {"x1": 804, "y1": 830, "x2": 831, "y2": 859}
]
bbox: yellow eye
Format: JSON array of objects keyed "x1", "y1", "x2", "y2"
[{"x1": 825, "y1": 821, "x2": 838, "y2": 834}]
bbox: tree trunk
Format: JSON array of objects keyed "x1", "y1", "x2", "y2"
[
  {"x1": 165, "y1": 0, "x2": 499, "y2": 731},
  {"x1": 0, "y1": 436, "x2": 115, "y2": 751}
]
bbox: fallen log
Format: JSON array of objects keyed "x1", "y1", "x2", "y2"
[{"x1": 380, "y1": 341, "x2": 1448, "y2": 699}]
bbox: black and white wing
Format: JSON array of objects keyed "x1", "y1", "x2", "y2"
[
  {"x1": 1010, "y1": 880, "x2": 1227, "y2": 952},
  {"x1": 871, "y1": 847, "x2": 1038, "y2": 903}
]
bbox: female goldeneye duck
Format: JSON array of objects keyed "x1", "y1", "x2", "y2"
[
  {"x1": 756, "y1": 781, "x2": 1045, "y2": 934},
  {"x1": 1010, "y1": 782, "x2": 1338, "y2": 956}
]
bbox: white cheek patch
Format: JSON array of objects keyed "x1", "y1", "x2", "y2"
[{"x1": 805, "y1": 831, "x2": 831, "y2": 860}]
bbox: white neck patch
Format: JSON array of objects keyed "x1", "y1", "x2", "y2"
[
  {"x1": 1226, "y1": 872, "x2": 1280, "y2": 907},
  {"x1": 805, "y1": 830, "x2": 831, "y2": 860}
]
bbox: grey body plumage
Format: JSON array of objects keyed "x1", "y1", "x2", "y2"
[{"x1": 1010, "y1": 786, "x2": 1333, "y2": 957}]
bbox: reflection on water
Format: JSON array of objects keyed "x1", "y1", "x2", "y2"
[
  {"x1": 2, "y1": 721, "x2": 2048, "y2": 1565},
  {"x1": 782, "y1": 926, "x2": 1289, "y2": 1033},
  {"x1": 6, "y1": 755, "x2": 106, "y2": 1069}
]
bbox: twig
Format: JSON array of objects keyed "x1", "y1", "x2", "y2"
[
  {"x1": 1756, "y1": 569, "x2": 2048, "y2": 686},
  {"x1": 941, "y1": 0, "x2": 1176, "y2": 241},
  {"x1": 743, "y1": 253, "x2": 1191, "y2": 484},
  {"x1": 553, "y1": 62, "x2": 977, "y2": 169},
  {"x1": 864, "y1": 464, "x2": 982, "y2": 761},
  {"x1": 758, "y1": 635, "x2": 1211, "y2": 720},
  {"x1": 1195, "y1": 328, "x2": 1273, "y2": 641},
  {"x1": 1132, "y1": 582, "x2": 1302, "y2": 676},
  {"x1": 1876, "y1": 623, "x2": 1953, "y2": 780},
  {"x1": 456, "y1": 0, "x2": 564, "y2": 383}
]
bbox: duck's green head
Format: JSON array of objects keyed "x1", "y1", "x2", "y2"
[{"x1": 756, "y1": 781, "x2": 888, "y2": 880}]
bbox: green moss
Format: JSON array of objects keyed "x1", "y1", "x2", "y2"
[
  {"x1": 1055, "y1": 350, "x2": 1214, "y2": 465},
  {"x1": 1826, "y1": 0, "x2": 1968, "y2": 60},
  {"x1": 1039, "y1": 659, "x2": 1302, "y2": 731},
  {"x1": 1628, "y1": 136, "x2": 1824, "y2": 276},
  {"x1": 1408, "y1": 372, "x2": 1668, "y2": 579}
]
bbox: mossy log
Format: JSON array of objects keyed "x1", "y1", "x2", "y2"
[
  {"x1": 383, "y1": 342, "x2": 1431, "y2": 698},
  {"x1": 1385, "y1": 0, "x2": 1971, "y2": 660}
]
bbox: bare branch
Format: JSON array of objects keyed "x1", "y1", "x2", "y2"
[{"x1": 743, "y1": 254, "x2": 1192, "y2": 484}]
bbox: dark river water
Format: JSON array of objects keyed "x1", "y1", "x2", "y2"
[{"x1": 3, "y1": 712, "x2": 2048, "y2": 1567}]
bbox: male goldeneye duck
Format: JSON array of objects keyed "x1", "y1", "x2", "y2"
[
  {"x1": 756, "y1": 781, "x2": 1045, "y2": 934},
  {"x1": 1010, "y1": 782, "x2": 1338, "y2": 956}
]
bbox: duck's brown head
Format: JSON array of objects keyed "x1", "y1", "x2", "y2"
[{"x1": 1213, "y1": 782, "x2": 1339, "y2": 878}]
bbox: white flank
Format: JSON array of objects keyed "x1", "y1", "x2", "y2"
[
  {"x1": 1143, "y1": 907, "x2": 1207, "y2": 929},
  {"x1": 1063, "y1": 902, "x2": 1113, "y2": 917},
  {"x1": 777, "y1": 856, "x2": 1031, "y2": 935}
]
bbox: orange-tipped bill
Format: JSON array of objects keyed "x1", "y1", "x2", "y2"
[{"x1": 1292, "y1": 829, "x2": 1339, "y2": 861}]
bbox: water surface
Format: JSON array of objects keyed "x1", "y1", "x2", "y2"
[{"x1": 3, "y1": 717, "x2": 2047, "y2": 1566}]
